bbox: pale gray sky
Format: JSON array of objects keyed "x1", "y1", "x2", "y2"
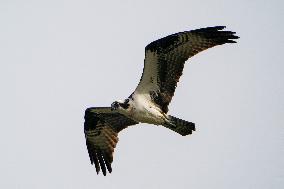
[{"x1": 0, "y1": 0, "x2": 283, "y2": 188}]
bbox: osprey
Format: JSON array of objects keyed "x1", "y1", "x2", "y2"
[{"x1": 84, "y1": 26, "x2": 239, "y2": 175}]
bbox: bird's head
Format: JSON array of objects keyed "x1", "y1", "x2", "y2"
[{"x1": 111, "y1": 99, "x2": 130, "y2": 111}]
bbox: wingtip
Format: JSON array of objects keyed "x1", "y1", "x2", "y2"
[
  {"x1": 215, "y1": 26, "x2": 226, "y2": 30},
  {"x1": 227, "y1": 40, "x2": 238, "y2": 43},
  {"x1": 203, "y1": 26, "x2": 226, "y2": 31}
]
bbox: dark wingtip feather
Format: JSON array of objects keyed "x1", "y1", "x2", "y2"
[
  {"x1": 191, "y1": 123, "x2": 196, "y2": 131},
  {"x1": 97, "y1": 152, "x2": 107, "y2": 176},
  {"x1": 104, "y1": 155, "x2": 113, "y2": 174},
  {"x1": 228, "y1": 34, "x2": 239, "y2": 39},
  {"x1": 204, "y1": 26, "x2": 226, "y2": 31},
  {"x1": 86, "y1": 140, "x2": 101, "y2": 174},
  {"x1": 217, "y1": 26, "x2": 226, "y2": 30},
  {"x1": 226, "y1": 40, "x2": 238, "y2": 43},
  {"x1": 106, "y1": 164, "x2": 112, "y2": 173},
  {"x1": 192, "y1": 26, "x2": 240, "y2": 43},
  {"x1": 193, "y1": 26, "x2": 225, "y2": 32},
  {"x1": 94, "y1": 158, "x2": 100, "y2": 174}
]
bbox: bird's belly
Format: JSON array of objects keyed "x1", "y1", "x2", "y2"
[{"x1": 129, "y1": 105, "x2": 165, "y2": 125}]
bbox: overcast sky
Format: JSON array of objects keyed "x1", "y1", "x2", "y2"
[{"x1": 0, "y1": 0, "x2": 283, "y2": 188}]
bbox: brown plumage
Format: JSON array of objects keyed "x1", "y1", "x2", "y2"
[
  {"x1": 140, "y1": 26, "x2": 239, "y2": 113},
  {"x1": 84, "y1": 108, "x2": 138, "y2": 176}
]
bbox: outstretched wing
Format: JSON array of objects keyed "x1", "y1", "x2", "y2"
[
  {"x1": 84, "y1": 107, "x2": 138, "y2": 176},
  {"x1": 134, "y1": 26, "x2": 239, "y2": 113}
]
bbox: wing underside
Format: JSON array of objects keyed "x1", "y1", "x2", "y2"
[
  {"x1": 84, "y1": 107, "x2": 138, "y2": 176},
  {"x1": 135, "y1": 26, "x2": 239, "y2": 113}
]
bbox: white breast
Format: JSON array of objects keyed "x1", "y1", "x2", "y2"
[{"x1": 129, "y1": 93, "x2": 165, "y2": 125}]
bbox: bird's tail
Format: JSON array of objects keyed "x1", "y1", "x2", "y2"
[{"x1": 162, "y1": 115, "x2": 195, "y2": 136}]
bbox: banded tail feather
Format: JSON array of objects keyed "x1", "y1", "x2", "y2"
[{"x1": 163, "y1": 115, "x2": 196, "y2": 136}]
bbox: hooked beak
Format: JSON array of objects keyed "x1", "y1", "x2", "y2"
[{"x1": 111, "y1": 102, "x2": 119, "y2": 111}]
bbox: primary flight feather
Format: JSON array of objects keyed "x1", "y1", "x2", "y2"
[{"x1": 84, "y1": 26, "x2": 239, "y2": 176}]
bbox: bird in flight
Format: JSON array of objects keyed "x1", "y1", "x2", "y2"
[{"x1": 84, "y1": 26, "x2": 239, "y2": 176}]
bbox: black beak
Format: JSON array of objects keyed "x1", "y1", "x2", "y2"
[{"x1": 111, "y1": 102, "x2": 119, "y2": 111}]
